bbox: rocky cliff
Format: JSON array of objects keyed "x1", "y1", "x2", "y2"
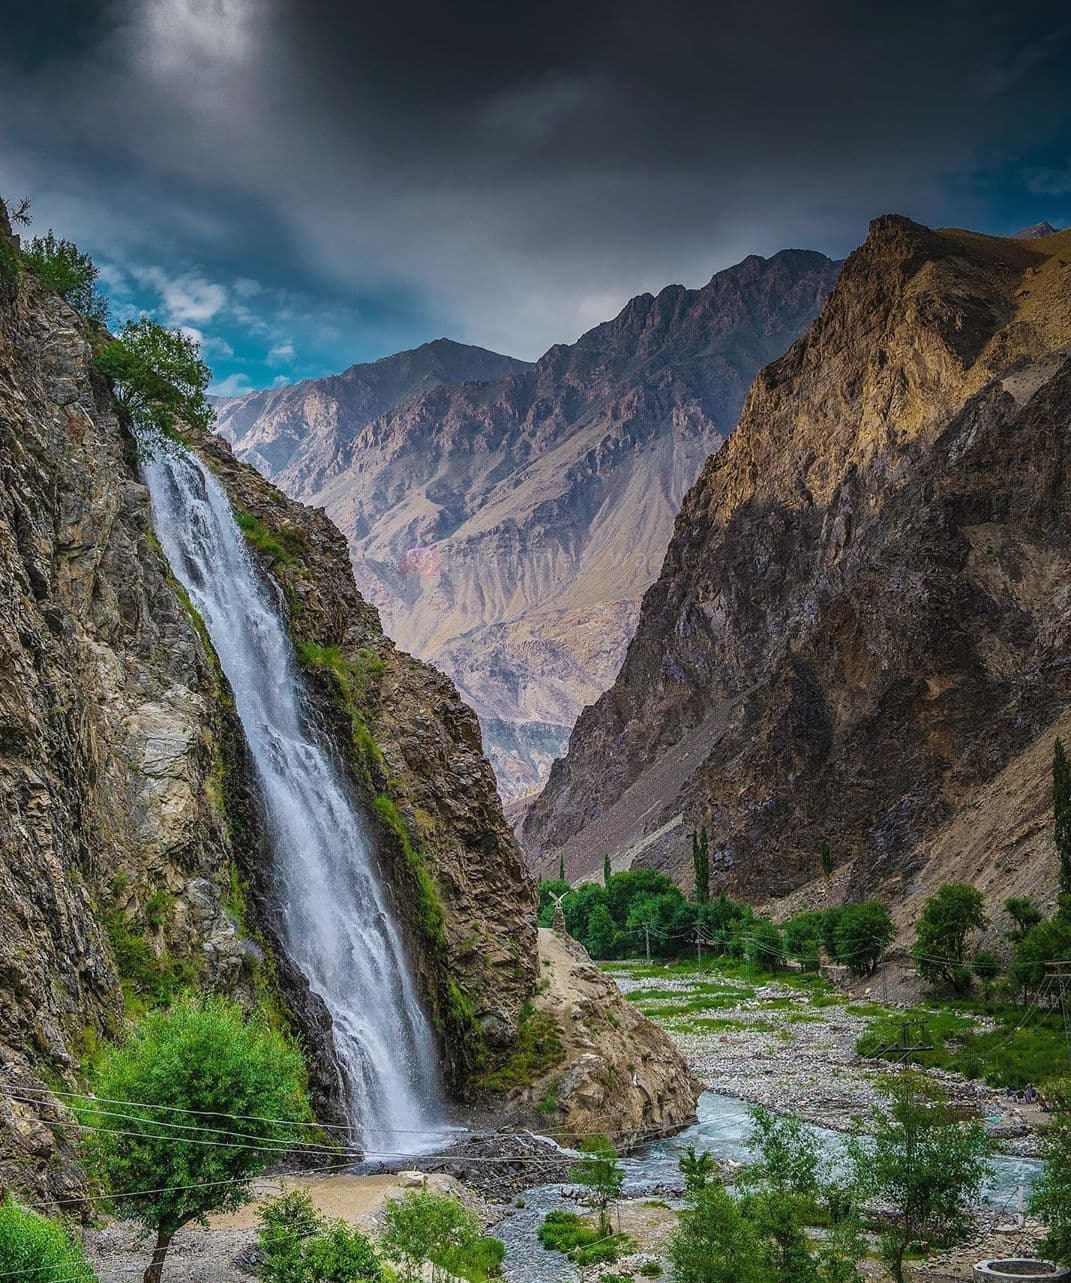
[
  {"x1": 0, "y1": 203, "x2": 696, "y2": 1201},
  {"x1": 216, "y1": 252, "x2": 840, "y2": 801},
  {"x1": 525, "y1": 217, "x2": 1071, "y2": 915}
]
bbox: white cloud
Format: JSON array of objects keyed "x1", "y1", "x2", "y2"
[
  {"x1": 267, "y1": 340, "x2": 296, "y2": 364},
  {"x1": 271, "y1": 374, "x2": 291, "y2": 387},
  {"x1": 234, "y1": 277, "x2": 263, "y2": 298},
  {"x1": 132, "y1": 265, "x2": 228, "y2": 324},
  {"x1": 209, "y1": 371, "x2": 254, "y2": 397}
]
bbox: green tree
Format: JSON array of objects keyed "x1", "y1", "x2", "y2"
[
  {"x1": 0, "y1": 1196, "x2": 98, "y2": 1282},
  {"x1": 783, "y1": 911, "x2": 825, "y2": 971},
  {"x1": 972, "y1": 951, "x2": 1000, "y2": 982},
  {"x1": 80, "y1": 995, "x2": 309, "y2": 1283},
  {"x1": 668, "y1": 1184, "x2": 768, "y2": 1283},
  {"x1": 21, "y1": 230, "x2": 108, "y2": 323},
  {"x1": 559, "y1": 852, "x2": 565, "y2": 882},
  {"x1": 679, "y1": 1144, "x2": 717, "y2": 1194},
  {"x1": 1009, "y1": 917, "x2": 1071, "y2": 996},
  {"x1": 380, "y1": 1189, "x2": 495, "y2": 1283},
  {"x1": 741, "y1": 1106, "x2": 819, "y2": 1201},
  {"x1": 258, "y1": 1187, "x2": 382, "y2": 1283},
  {"x1": 745, "y1": 918, "x2": 784, "y2": 972},
  {"x1": 819, "y1": 840, "x2": 834, "y2": 880},
  {"x1": 1055, "y1": 738, "x2": 1071, "y2": 915},
  {"x1": 1030, "y1": 1081, "x2": 1071, "y2": 1268},
  {"x1": 95, "y1": 318, "x2": 213, "y2": 435},
  {"x1": 1004, "y1": 896, "x2": 1043, "y2": 942},
  {"x1": 848, "y1": 1074, "x2": 991, "y2": 1283},
  {"x1": 692, "y1": 827, "x2": 711, "y2": 905},
  {"x1": 603, "y1": 852, "x2": 612, "y2": 886},
  {"x1": 570, "y1": 1134, "x2": 625, "y2": 1236},
  {"x1": 585, "y1": 903, "x2": 619, "y2": 959},
  {"x1": 912, "y1": 883, "x2": 987, "y2": 992},
  {"x1": 835, "y1": 902, "x2": 894, "y2": 977}
]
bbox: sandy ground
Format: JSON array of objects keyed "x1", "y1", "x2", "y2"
[{"x1": 86, "y1": 1171, "x2": 483, "y2": 1283}]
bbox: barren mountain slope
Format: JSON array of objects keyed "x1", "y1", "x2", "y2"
[
  {"x1": 215, "y1": 338, "x2": 531, "y2": 479},
  {"x1": 524, "y1": 217, "x2": 1071, "y2": 916},
  {"x1": 221, "y1": 251, "x2": 840, "y2": 799}
]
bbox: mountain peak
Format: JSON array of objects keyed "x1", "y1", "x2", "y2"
[{"x1": 1013, "y1": 220, "x2": 1060, "y2": 239}]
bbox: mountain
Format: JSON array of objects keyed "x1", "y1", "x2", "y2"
[
  {"x1": 217, "y1": 251, "x2": 841, "y2": 800},
  {"x1": 0, "y1": 199, "x2": 695, "y2": 1202},
  {"x1": 214, "y1": 337, "x2": 532, "y2": 477},
  {"x1": 523, "y1": 216, "x2": 1071, "y2": 923}
]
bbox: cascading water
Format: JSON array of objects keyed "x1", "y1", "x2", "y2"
[{"x1": 142, "y1": 442, "x2": 447, "y2": 1154}]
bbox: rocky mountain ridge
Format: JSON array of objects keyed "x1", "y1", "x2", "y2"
[
  {"x1": 524, "y1": 216, "x2": 1071, "y2": 920},
  {"x1": 217, "y1": 251, "x2": 841, "y2": 799},
  {"x1": 0, "y1": 201, "x2": 696, "y2": 1202}
]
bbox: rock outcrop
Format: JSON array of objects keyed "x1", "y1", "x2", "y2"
[
  {"x1": 0, "y1": 200, "x2": 695, "y2": 1201},
  {"x1": 215, "y1": 252, "x2": 840, "y2": 801},
  {"x1": 525, "y1": 217, "x2": 1071, "y2": 916}
]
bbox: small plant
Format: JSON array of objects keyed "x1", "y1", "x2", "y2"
[
  {"x1": 570, "y1": 1134, "x2": 625, "y2": 1236},
  {"x1": 640, "y1": 1262, "x2": 664, "y2": 1277},
  {"x1": 679, "y1": 1144, "x2": 717, "y2": 1193}
]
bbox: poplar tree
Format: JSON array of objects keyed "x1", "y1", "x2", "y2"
[{"x1": 603, "y1": 852, "x2": 611, "y2": 885}]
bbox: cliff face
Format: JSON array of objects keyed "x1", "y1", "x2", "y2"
[
  {"x1": 0, "y1": 210, "x2": 260, "y2": 1202},
  {"x1": 525, "y1": 217, "x2": 1071, "y2": 910},
  {"x1": 0, "y1": 202, "x2": 697, "y2": 1200},
  {"x1": 216, "y1": 252, "x2": 840, "y2": 801}
]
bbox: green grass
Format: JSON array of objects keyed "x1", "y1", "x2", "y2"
[
  {"x1": 234, "y1": 509, "x2": 309, "y2": 567},
  {"x1": 537, "y1": 1212, "x2": 634, "y2": 1265},
  {"x1": 475, "y1": 1000, "x2": 565, "y2": 1092},
  {"x1": 856, "y1": 1005, "x2": 1069, "y2": 1089}
]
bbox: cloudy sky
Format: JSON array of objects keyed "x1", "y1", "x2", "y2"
[{"x1": 3, "y1": 1, "x2": 1070, "y2": 393}]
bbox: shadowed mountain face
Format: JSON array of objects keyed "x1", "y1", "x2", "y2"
[
  {"x1": 523, "y1": 217, "x2": 1071, "y2": 918},
  {"x1": 216, "y1": 252, "x2": 840, "y2": 800}
]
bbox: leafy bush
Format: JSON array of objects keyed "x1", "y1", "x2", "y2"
[
  {"x1": 258, "y1": 1188, "x2": 382, "y2": 1283},
  {"x1": 1010, "y1": 917, "x2": 1071, "y2": 995},
  {"x1": 0, "y1": 1196, "x2": 98, "y2": 1282},
  {"x1": 1030, "y1": 1080, "x2": 1071, "y2": 1268},
  {"x1": 745, "y1": 919, "x2": 784, "y2": 971},
  {"x1": 21, "y1": 230, "x2": 108, "y2": 323},
  {"x1": 783, "y1": 911, "x2": 825, "y2": 970},
  {"x1": 381, "y1": 1189, "x2": 503, "y2": 1283},
  {"x1": 95, "y1": 318, "x2": 212, "y2": 435}
]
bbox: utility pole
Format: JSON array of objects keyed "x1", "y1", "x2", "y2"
[
  {"x1": 1045, "y1": 960, "x2": 1071, "y2": 1071},
  {"x1": 644, "y1": 922, "x2": 652, "y2": 965}
]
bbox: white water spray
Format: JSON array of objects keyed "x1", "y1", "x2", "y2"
[{"x1": 142, "y1": 444, "x2": 446, "y2": 1152}]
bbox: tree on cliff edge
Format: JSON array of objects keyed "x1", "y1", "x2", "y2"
[{"x1": 80, "y1": 996, "x2": 309, "y2": 1283}]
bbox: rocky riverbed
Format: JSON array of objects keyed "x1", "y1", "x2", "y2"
[{"x1": 605, "y1": 961, "x2": 1044, "y2": 1159}]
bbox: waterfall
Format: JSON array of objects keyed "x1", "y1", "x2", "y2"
[{"x1": 142, "y1": 443, "x2": 447, "y2": 1154}]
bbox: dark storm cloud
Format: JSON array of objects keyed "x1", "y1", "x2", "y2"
[{"x1": 2, "y1": 0, "x2": 1070, "y2": 363}]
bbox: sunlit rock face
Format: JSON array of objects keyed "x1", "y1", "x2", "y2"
[
  {"x1": 216, "y1": 252, "x2": 840, "y2": 803},
  {"x1": 524, "y1": 218, "x2": 1071, "y2": 913}
]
